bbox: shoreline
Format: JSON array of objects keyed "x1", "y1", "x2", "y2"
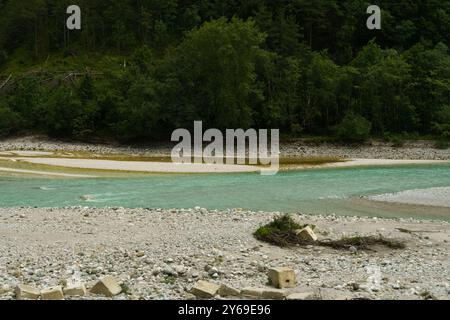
[
  {"x1": 1, "y1": 136, "x2": 450, "y2": 160},
  {"x1": 1, "y1": 137, "x2": 449, "y2": 300},
  {"x1": 1, "y1": 156, "x2": 448, "y2": 175},
  {"x1": 0, "y1": 167, "x2": 97, "y2": 178},
  {"x1": 0, "y1": 207, "x2": 448, "y2": 300},
  {"x1": 368, "y1": 187, "x2": 450, "y2": 208},
  {"x1": 1, "y1": 139, "x2": 449, "y2": 210},
  {"x1": 0, "y1": 136, "x2": 449, "y2": 175}
]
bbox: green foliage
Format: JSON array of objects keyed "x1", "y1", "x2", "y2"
[
  {"x1": 386, "y1": 135, "x2": 406, "y2": 148},
  {"x1": 254, "y1": 214, "x2": 315, "y2": 246},
  {"x1": 253, "y1": 214, "x2": 405, "y2": 250},
  {"x1": 42, "y1": 83, "x2": 99, "y2": 139},
  {"x1": 434, "y1": 139, "x2": 449, "y2": 150},
  {"x1": 0, "y1": 1, "x2": 449, "y2": 141},
  {"x1": 255, "y1": 214, "x2": 303, "y2": 233},
  {"x1": 335, "y1": 112, "x2": 372, "y2": 142},
  {"x1": 432, "y1": 105, "x2": 450, "y2": 140},
  {"x1": 163, "y1": 17, "x2": 266, "y2": 129},
  {"x1": 0, "y1": 104, "x2": 21, "y2": 137}
]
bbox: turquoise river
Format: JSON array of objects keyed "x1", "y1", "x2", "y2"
[{"x1": 1, "y1": 164, "x2": 449, "y2": 220}]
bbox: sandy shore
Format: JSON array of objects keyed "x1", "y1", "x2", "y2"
[
  {"x1": 292, "y1": 158, "x2": 450, "y2": 169},
  {"x1": 0, "y1": 207, "x2": 448, "y2": 300},
  {"x1": 0, "y1": 167, "x2": 96, "y2": 178},
  {"x1": 10, "y1": 157, "x2": 262, "y2": 174},
  {"x1": 369, "y1": 187, "x2": 450, "y2": 208},
  {"x1": 0, "y1": 136, "x2": 449, "y2": 175},
  {"x1": 1, "y1": 156, "x2": 445, "y2": 175}
]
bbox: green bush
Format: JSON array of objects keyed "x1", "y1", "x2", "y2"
[
  {"x1": 254, "y1": 214, "x2": 315, "y2": 247},
  {"x1": 390, "y1": 136, "x2": 405, "y2": 148},
  {"x1": 0, "y1": 105, "x2": 21, "y2": 137},
  {"x1": 0, "y1": 50, "x2": 7, "y2": 67},
  {"x1": 434, "y1": 139, "x2": 449, "y2": 150},
  {"x1": 335, "y1": 112, "x2": 372, "y2": 142},
  {"x1": 384, "y1": 133, "x2": 406, "y2": 147}
]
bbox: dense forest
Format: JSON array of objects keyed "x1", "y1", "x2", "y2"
[{"x1": 0, "y1": 0, "x2": 449, "y2": 143}]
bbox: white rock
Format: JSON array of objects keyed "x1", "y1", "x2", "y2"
[
  {"x1": 64, "y1": 283, "x2": 87, "y2": 296},
  {"x1": 218, "y1": 284, "x2": 241, "y2": 297},
  {"x1": 286, "y1": 292, "x2": 315, "y2": 300},
  {"x1": 41, "y1": 286, "x2": 64, "y2": 300},
  {"x1": 90, "y1": 276, "x2": 122, "y2": 297},
  {"x1": 15, "y1": 284, "x2": 40, "y2": 300},
  {"x1": 268, "y1": 267, "x2": 297, "y2": 289},
  {"x1": 295, "y1": 226, "x2": 318, "y2": 241},
  {"x1": 190, "y1": 280, "x2": 220, "y2": 299}
]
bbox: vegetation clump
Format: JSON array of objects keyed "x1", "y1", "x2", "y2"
[
  {"x1": 434, "y1": 139, "x2": 449, "y2": 150},
  {"x1": 319, "y1": 235, "x2": 405, "y2": 250},
  {"x1": 254, "y1": 214, "x2": 405, "y2": 251},
  {"x1": 254, "y1": 214, "x2": 315, "y2": 247}
]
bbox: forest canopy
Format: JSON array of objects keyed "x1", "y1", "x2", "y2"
[{"x1": 0, "y1": 0, "x2": 449, "y2": 142}]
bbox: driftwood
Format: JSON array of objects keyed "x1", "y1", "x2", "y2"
[
  {"x1": 0, "y1": 74, "x2": 12, "y2": 90},
  {"x1": 0, "y1": 70, "x2": 104, "y2": 91}
]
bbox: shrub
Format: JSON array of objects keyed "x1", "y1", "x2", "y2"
[
  {"x1": 384, "y1": 133, "x2": 408, "y2": 147},
  {"x1": 434, "y1": 139, "x2": 449, "y2": 150},
  {"x1": 0, "y1": 105, "x2": 21, "y2": 137},
  {"x1": 335, "y1": 112, "x2": 372, "y2": 143},
  {"x1": 254, "y1": 214, "x2": 405, "y2": 250}
]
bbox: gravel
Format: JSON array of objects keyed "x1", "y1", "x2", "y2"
[
  {"x1": 369, "y1": 187, "x2": 450, "y2": 207},
  {"x1": 1, "y1": 136, "x2": 449, "y2": 160},
  {"x1": 0, "y1": 207, "x2": 449, "y2": 300}
]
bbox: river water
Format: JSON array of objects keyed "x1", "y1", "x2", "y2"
[{"x1": 1, "y1": 164, "x2": 449, "y2": 220}]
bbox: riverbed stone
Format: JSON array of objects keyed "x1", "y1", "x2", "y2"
[
  {"x1": 241, "y1": 287, "x2": 287, "y2": 299},
  {"x1": 64, "y1": 283, "x2": 87, "y2": 297},
  {"x1": 41, "y1": 286, "x2": 64, "y2": 300},
  {"x1": 15, "y1": 284, "x2": 40, "y2": 300},
  {"x1": 190, "y1": 280, "x2": 220, "y2": 298},
  {"x1": 218, "y1": 284, "x2": 241, "y2": 297},
  {"x1": 90, "y1": 276, "x2": 122, "y2": 297},
  {"x1": 295, "y1": 226, "x2": 318, "y2": 241},
  {"x1": 319, "y1": 288, "x2": 353, "y2": 300},
  {"x1": 261, "y1": 288, "x2": 288, "y2": 299},
  {"x1": 286, "y1": 292, "x2": 315, "y2": 300},
  {"x1": 268, "y1": 267, "x2": 296, "y2": 288},
  {"x1": 0, "y1": 285, "x2": 11, "y2": 295},
  {"x1": 241, "y1": 287, "x2": 264, "y2": 298}
]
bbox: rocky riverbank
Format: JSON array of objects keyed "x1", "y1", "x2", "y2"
[
  {"x1": 0, "y1": 207, "x2": 449, "y2": 300},
  {"x1": 1, "y1": 136, "x2": 449, "y2": 160}
]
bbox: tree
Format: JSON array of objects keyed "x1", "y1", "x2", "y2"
[
  {"x1": 350, "y1": 41, "x2": 416, "y2": 134},
  {"x1": 335, "y1": 112, "x2": 372, "y2": 142},
  {"x1": 432, "y1": 105, "x2": 450, "y2": 139},
  {"x1": 404, "y1": 42, "x2": 450, "y2": 134},
  {"x1": 0, "y1": 104, "x2": 21, "y2": 137},
  {"x1": 162, "y1": 17, "x2": 267, "y2": 130},
  {"x1": 0, "y1": 0, "x2": 449, "y2": 140}
]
